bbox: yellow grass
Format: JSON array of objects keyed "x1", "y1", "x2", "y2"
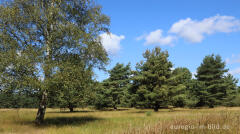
[{"x1": 0, "y1": 107, "x2": 239, "y2": 134}]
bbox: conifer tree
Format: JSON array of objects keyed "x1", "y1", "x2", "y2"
[
  {"x1": 222, "y1": 74, "x2": 238, "y2": 106},
  {"x1": 97, "y1": 63, "x2": 131, "y2": 110},
  {"x1": 168, "y1": 67, "x2": 192, "y2": 107},
  {"x1": 185, "y1": 79, "x2": 207, "y2": 108},
  {"x1": 132, "y1": 47, "x2": 172, "y2": 111},
  {"x1": 94, "y1": 81, "x2": 113, "y2": 109},
  {"x1": 196, "y1": 54, "x2": 228, "y2": 108}
]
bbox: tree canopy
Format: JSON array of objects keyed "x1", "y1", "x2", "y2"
[
  {"x1": 94, "y1": 63, "x2": 132, "y2": 109},
  {"x1": 131, "y1": 47, "x2": 172, "y2": 111},
  {"x1": 0, "y1": 0, "x2": 239, "y2": 124},
  {"x1": 196, "y1": 54, "x2": 230, "y2": 107},
  {"x1": 0, "y1": 0, "x2": 110, "y2": 124}
]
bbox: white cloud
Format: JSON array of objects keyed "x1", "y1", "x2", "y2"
[
  {"x1": 137, "y1": 29, "x2": 175, "y2": 46},
  {"x1": 230, "y1": 68, "x2": 240, "y2": 75},
  {"x1": 226, "y1": 54, "x2": 240, "y2": 64},
  {"x1": 99, "y1": 33, "x2": 125, "y2": 55},
  {"x1": 136, "y1": 34, "x2": 146, "y2": 41},
  {"x1": 169, "y1": 15, "x2": 240, "y2": 43},
  {"x1": 137, "y1": 15, "x2": 240, "y2": 46}
]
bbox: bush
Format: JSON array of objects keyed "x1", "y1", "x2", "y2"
[{"x1": 145, "y1": 111, "x2": 152, "y2": 116}]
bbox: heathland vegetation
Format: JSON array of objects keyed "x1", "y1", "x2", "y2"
[
  {"x1": 0, "y1": 0, "x2": 240, "y2": 134},
  {"x1": 1, "y1": 107, "x2": 240, "y2": 134}
]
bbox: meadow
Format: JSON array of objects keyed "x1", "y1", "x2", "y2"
[{"x1": 0, "y1": 107, "x2": 240, "y2": 134}]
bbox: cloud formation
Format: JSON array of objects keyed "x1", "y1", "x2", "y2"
[
  {"x1": 230, "y1": 68, "x2": 240, "y2": 75},
  {"x1": 169, "y1": 15, "x2": 240, "y2": 43},
  {"x1": 226, "y1": 54, "x2": 240, "y2": 64},
  {"x1": 100, "y1": 33, "x2": 125, "y2": 55},
  {"x1": 137, "y1": 15, "x2": 240, "y2": 46},
  {"x1": 137, "y1": 29, "x2": 175, "y2": 46}
]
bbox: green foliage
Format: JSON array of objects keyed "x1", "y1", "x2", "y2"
[
  {"x1": 185, "y1": 79, "x2": 206, "y2": 108},
  {"x1": 94, "y1": 63, "x2": 132, "y2": 109},
  {"x1": 168, "y1": 67, "x2": 192, "y2": 107},
  {"x1": 0, "y1": 0, "x2": 239, "y2": 115},
  {"x1": 222, "y1": 74, "x2": 238, "y2": 106},
  {"x1": 145, "y1": 111, "x2": 152, "y2": 116},
  {"x1": 131, "y1": 47, "x2": 172, "y2": 111},
  {"x1": 0, "y1": 90, "x2": 38, "y2": 108},
  {"x1": 0, "y1": 0, "x2": 110, "y2": 123},
  {"x1": 172, "y1": 68, "x2": 192, "y2": 83},
  {"x1": 48, "y1": 62, "x2": 94, "y2": 111},
  {"x1": 93, "y1": 82, "x2": 112, "y2": 110},
  {"x1": 196, "y1": 54, "x2": 229, "y2": 107},
  {"x1": 232, "y1": 93, "x2": 240, "y2": 106}
]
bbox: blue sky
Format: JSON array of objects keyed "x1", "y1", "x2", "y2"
[
  {"x1": 94, "y1": 0, "x2": 240, "y2": 84},
  {"x1": 1, "y1": 0, "x2": 239, "y2": 84}
]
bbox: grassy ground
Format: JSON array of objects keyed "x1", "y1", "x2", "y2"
[{"x1": 0, "y1": 107, "x2": 240, "y2": 134}]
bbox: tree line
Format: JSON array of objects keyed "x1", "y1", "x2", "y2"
[
  {"x1": 1, "y1": 47, "x2": 240, "y2": 112},
  {"x1": 0, "y1": 0, "x2": 239, "y2": 124},
  {"x1": 93, "y1": 47, "x2": 240, "y2": 111}
]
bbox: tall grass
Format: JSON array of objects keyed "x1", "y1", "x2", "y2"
[
  {"x1": 124, "y1": 108, "x2": 240, "y2": 134},
  {"x1": 0, "y1": 107, "x2": 239, "y2": 134}
]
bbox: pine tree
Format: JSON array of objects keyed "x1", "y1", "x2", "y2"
[
  {"x1": 132, "y1": 47, "x2": 172, "y2": 111},
  {"x1": 98, "y1": 63, "x2": 132, "y2": 110},
  {"x1": 168, "y1": 67, "x2": 192, "y2": 107},
  {"x1": 222, "y1": 74, "x2": 238, "y2": 106},
  {"x1": 196, "y1": 54, "x2": 228, "y2": 108},
  {"x1": 94, "y1": 81, "x2": 113, "y2": 109},
  {"x1": 185, "y1": 79, "x2": 207, "y2": 108}
]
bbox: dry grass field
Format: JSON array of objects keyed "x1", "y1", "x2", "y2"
[{"x1": 0, "y1": 107, "x2": 240, "y2": 134}]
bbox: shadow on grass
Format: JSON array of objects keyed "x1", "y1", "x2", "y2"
[
  {"x1": 47, "y1": 110, "x2": 95, "y2": 114},
  {"x1": 42, "y1": 116, "x2": 102, "y2": 127},
  {"x1": 97, "y1": 108, "x2": 130, "y2": 111},
  {"x1": 129, "y1": 111, "x2": 150, "y2": 113},
  {"x1": 47, "y1": 108, "x2": 130, "y2": 114},
  {"x1": 129, "y1": 109, "x2": 185, "y2": 114},
  {"x1": 21, "y1": 116, "x2": 103, "y2": 128}
]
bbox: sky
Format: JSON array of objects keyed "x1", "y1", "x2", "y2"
[
  {"x1": 94, "y1": 0, "x2": 240, "y2": 84},
  {"x1": 2, "y1": 0, "x2": 239, "y2": 84}
]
